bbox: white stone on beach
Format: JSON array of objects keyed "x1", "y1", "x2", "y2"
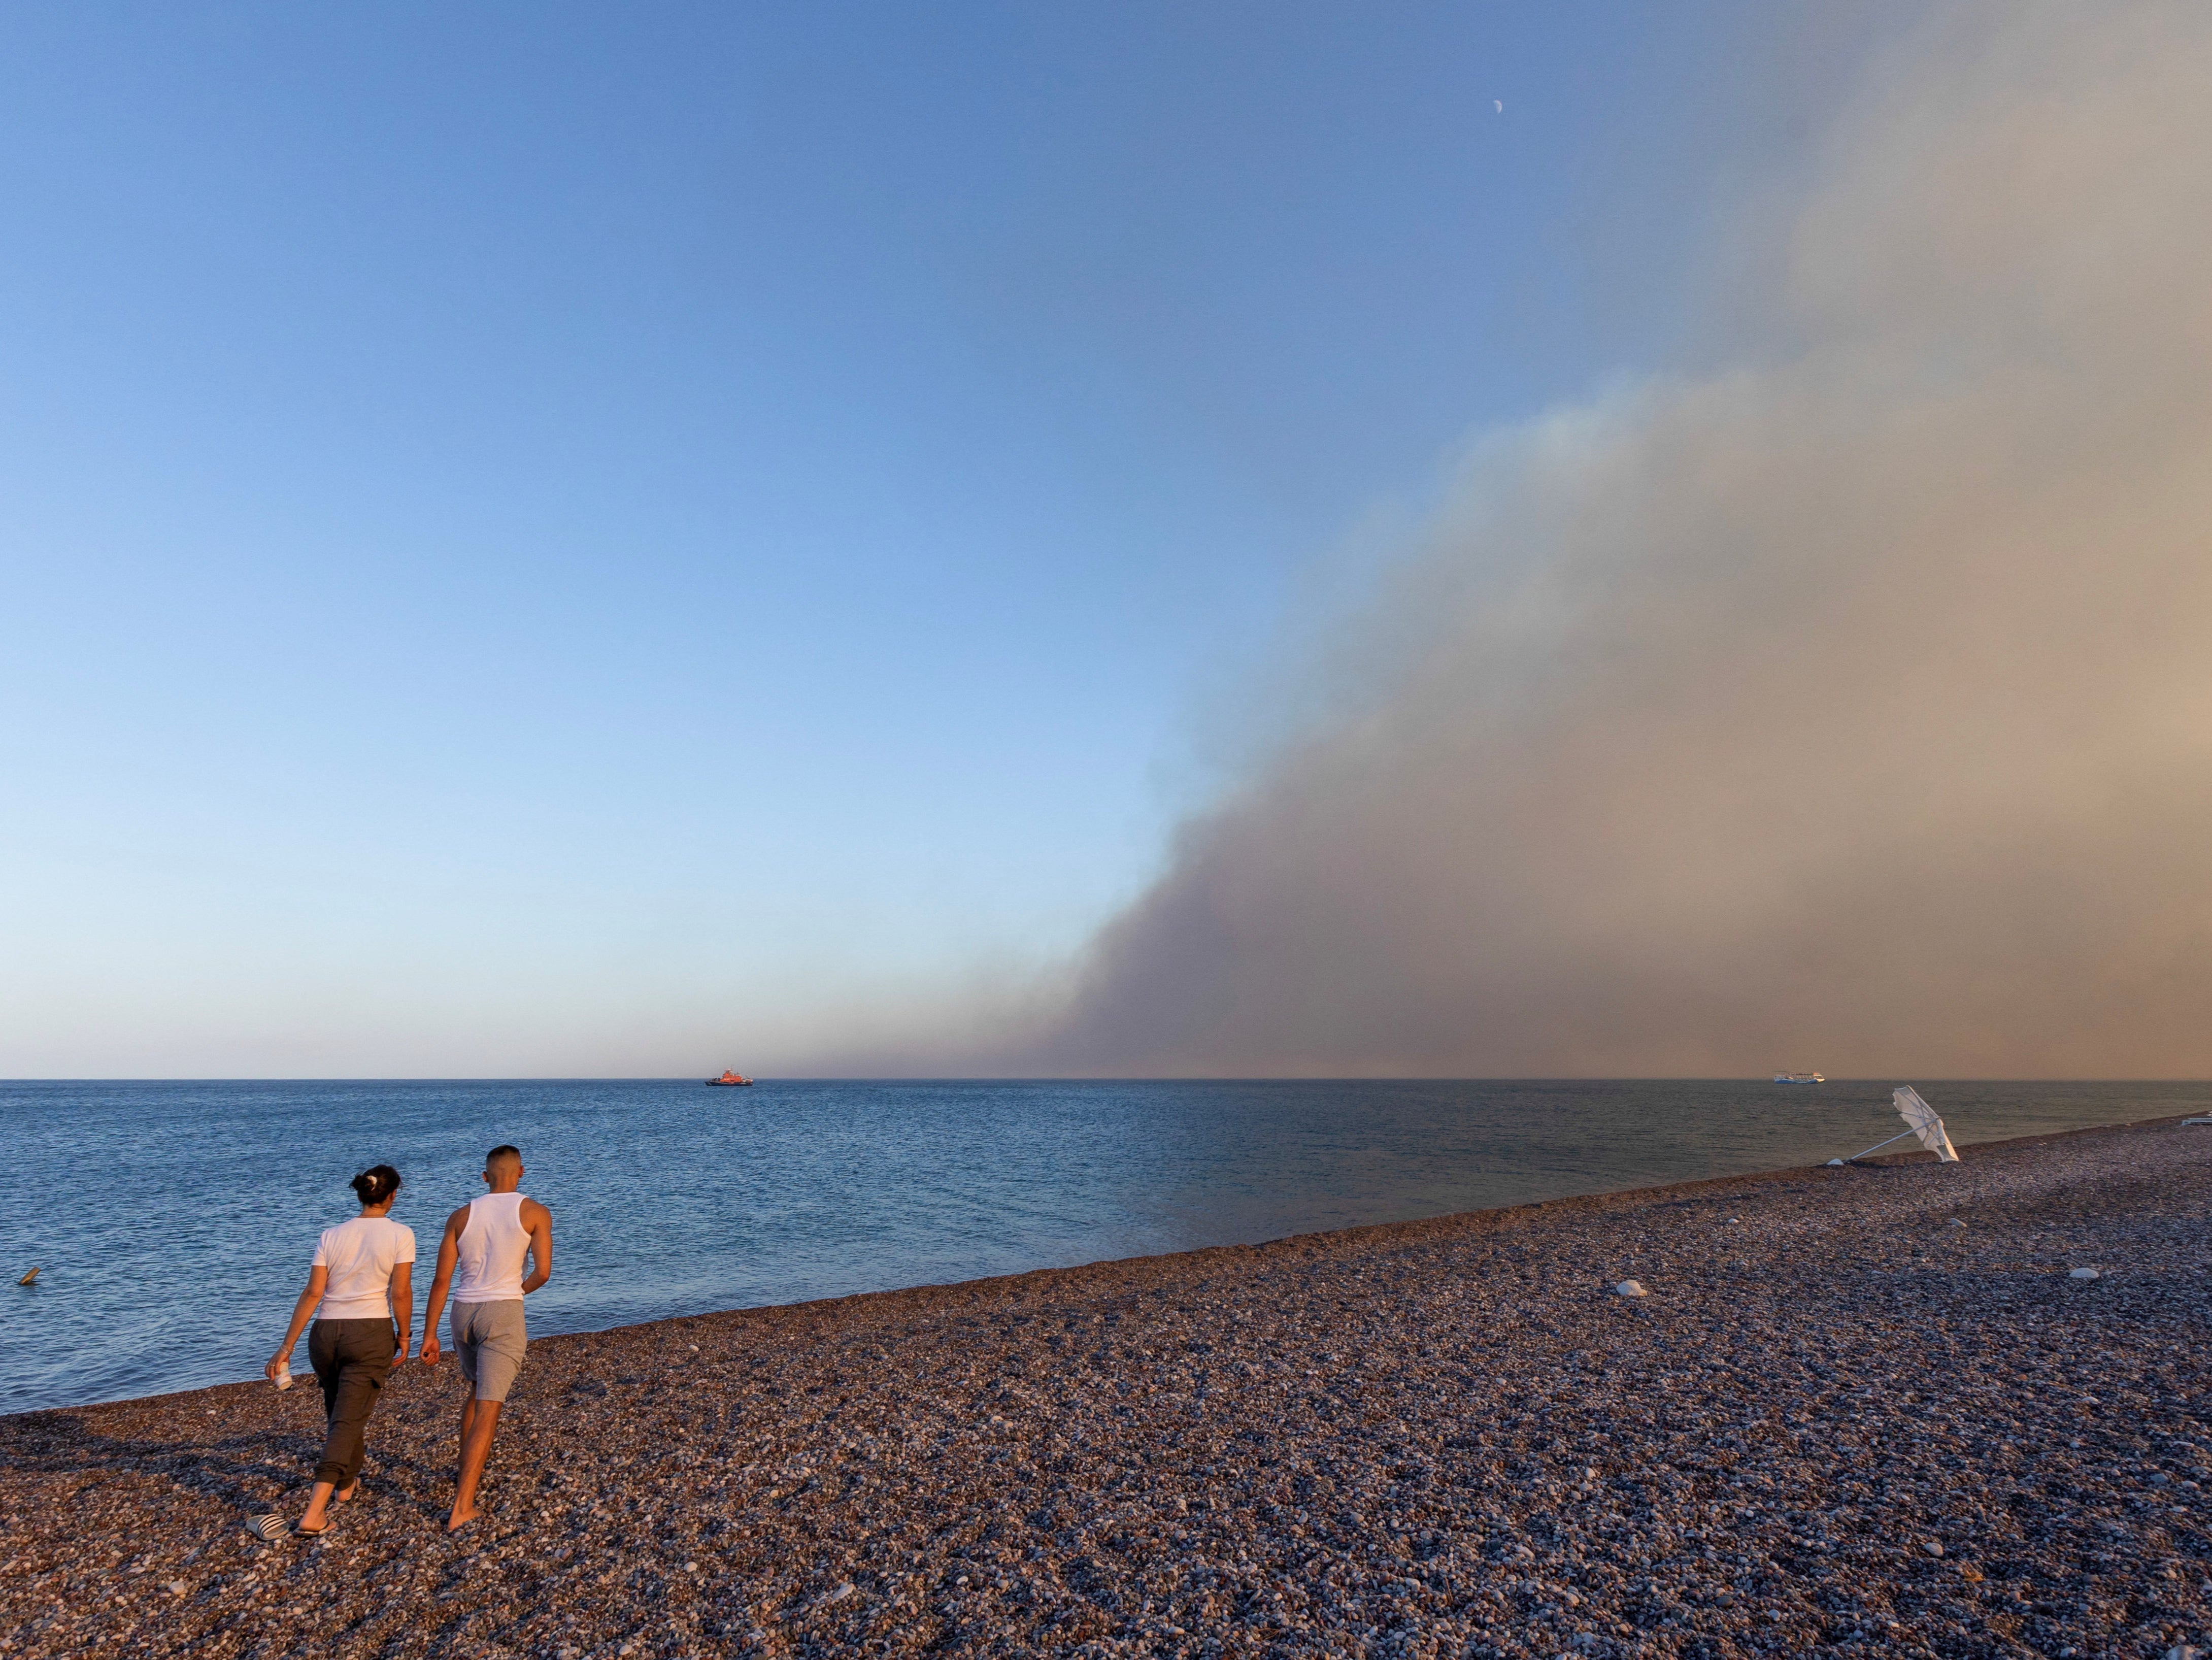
[
  {"x1": 2068, "y1": 1267, "x2": 2100, "y2": 1280},
  {"x1": 1923, "y1": 1540, "x2": 1944, "y2": 1557},
  {"x1": 1615, "y1": 1280, "x2": 1648, "y2": 1298}
]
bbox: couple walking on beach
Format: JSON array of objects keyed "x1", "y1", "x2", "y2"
[{"x1": 263, "y1": 1145, "x2": 553, "y2": 1537}]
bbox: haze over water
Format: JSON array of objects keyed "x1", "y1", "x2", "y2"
[{"x1": 4, "y1": 1077, "x2": 2198, "y2": 1415}]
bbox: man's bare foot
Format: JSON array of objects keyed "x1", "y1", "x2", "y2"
[
  {"x1": 335, "y1": 1480, "x2": 361, "y2": 1504},
  {"x1": 445, "y1": 1507, "x2": 479, "y2": 1534}
]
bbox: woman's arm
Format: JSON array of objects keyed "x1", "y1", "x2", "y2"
[
  {"x1": 267, "y1": 1266, "x2": 328, "y2": 1380},
  {"x1": 387, "y1": 1261, "x2": 414, "y2": 1359}
]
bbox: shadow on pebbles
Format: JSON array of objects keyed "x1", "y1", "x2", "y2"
[{"x1": 6, "y1": 1120, "x2": 2212, "y2": 1658}]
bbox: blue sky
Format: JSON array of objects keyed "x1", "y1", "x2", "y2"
[{"x1": 0, "y1": 2, "x2": 1830, "y2": 1074}]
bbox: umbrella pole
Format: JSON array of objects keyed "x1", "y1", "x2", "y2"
[{"x1": 1842, "y1": 1128, "x2": 1918, "y2": 1163}]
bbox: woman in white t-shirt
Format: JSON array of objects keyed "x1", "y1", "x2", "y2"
[{"x1": 264, "y1": 1165, "x2": 416, "y2": 1536}]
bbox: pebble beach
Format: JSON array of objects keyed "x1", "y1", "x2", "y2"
[{"x1": 3, "y1": 1117, "x2": 2208, "y2": 1658}]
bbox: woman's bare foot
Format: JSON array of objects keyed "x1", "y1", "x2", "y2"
[
  {"x1": 299, "y1": 1477, "x2": 338, "y2": 1533},
  {"x1": 334, "y1": 1479, "x2": 361, "y2": 1504},
  {"x1": 445, "y1": 1506, "x2": 479, "y2": 1534}
]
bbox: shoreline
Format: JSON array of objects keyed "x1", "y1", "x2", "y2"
[
  {"x1": 26, "y1": 1107, "x2": 2193, "y2": 1427},
  {"x1": 6, "y1": 1114, "x2": 2208, "y2": 1656},
  {"x1": 430, "y1": 1106, "x2": 2212, "y2": 1378}
]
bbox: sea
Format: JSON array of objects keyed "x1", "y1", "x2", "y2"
[{"x1": 2, "y1": 1077, "x2": 2202, "y2": 1416}]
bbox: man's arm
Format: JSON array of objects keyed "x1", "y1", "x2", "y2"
[
  {"x1": 418, "y1": 1208, "x2": 468, "y2": 1364},
  {"x1": 521, "y1": 1199, "x2": 553, "y2": 1294},
  {"x1": 267, "y1": 1266, "x2": 328, "y2": 1381}
]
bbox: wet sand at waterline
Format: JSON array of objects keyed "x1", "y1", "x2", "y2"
[{"x1": 4, "y1": 1120, "x2": 2208, "y2": 1658}]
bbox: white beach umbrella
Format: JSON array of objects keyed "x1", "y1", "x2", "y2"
[{"x1": 1829, "y1": 1086, "x2": 1960, "y2": 1165}]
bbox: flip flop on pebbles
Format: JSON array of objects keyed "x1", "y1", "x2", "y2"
[{"x1": 246, "y1": 1515, "x2": 291, "y2": 1543}]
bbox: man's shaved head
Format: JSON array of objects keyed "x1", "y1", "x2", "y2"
[{"x1": 485, "y1": 1144, "x2": 521, "y2": 1171}]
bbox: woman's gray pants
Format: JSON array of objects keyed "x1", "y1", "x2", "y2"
[{"x1": 308, "y1": 1318, "x2": 397, "y2": 1487}]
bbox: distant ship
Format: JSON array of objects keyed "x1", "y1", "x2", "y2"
[
  {"x1": 1774, "y1": 1071, "x2": 1825, "y2": 1084},
  {"x1": 705, "y1": 1070, "x2": 754, "y2": 1086}
]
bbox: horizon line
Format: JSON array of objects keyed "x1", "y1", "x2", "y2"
[{"x1": 7, "y1": 1075, "x2": 2210, "y2": 1086}]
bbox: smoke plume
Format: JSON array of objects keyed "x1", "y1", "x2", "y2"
[{"x1": 840, "y1": 0, "x2": 2212, "y2": 1078}]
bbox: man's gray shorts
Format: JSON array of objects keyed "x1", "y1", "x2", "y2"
[{"x1": 451, "y1": 1300, "x2": 527, "y2": 1403}]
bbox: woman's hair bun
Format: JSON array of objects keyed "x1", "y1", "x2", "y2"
[{"x1": 350, "y1": 1165, "x2": 403, "y2": 1207}]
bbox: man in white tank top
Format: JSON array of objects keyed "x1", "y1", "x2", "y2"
[{"x1": 420, "y1": 1144, "x2": 553, "y2": 1532}]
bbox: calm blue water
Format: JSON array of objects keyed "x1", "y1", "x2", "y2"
[{"x1": 2, "y1": 1078, "x2": 2202, "y2": 1415}]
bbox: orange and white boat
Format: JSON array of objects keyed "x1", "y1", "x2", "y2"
[{"x1": 705, "y1": 1069, "x2": 754, "y2": 1086}]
